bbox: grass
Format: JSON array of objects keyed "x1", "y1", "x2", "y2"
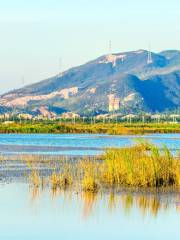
[
  {"x1": 34, "y1": 143, "x2": 179, "y2": 191},
  {"x1": 1, "y1": 142, "x2": 179, "y2": 192},
  {"x1": 30, "y1": 171, "x2": 40, "y2": 188},
  {"x1": 101, "y1": 143, "x2": 180, "y2": 188},
  {"x1": 50, "y1": 165, "x2": 73, "y2": 189},
  {"x1": 0, "y1": 122, "x2": 179, "y2": 134},
  {"x1": 79, "y1": 159, "x2": 99, "y2": 192}
]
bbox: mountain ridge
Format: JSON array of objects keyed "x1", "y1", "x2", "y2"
[{"x1": 0, "y1": 49, "x2": 180, "y2": 116}]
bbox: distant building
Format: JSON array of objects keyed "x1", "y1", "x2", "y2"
[
  {"x1": 113, "y1": 97, "x2": 120, "y2": 111},
  {"x1": 95, "y1": 114, "x2": 109, "y2": 120},
  {"x1": 108, "y1": 94, "x2": 120, "y2": 112},
  {"x1": 61, "y1": 112, "x2": 80, "y2": 119},
  {"x1": 121, "y1": 114, "x2": 138, "y2": 120},
  {"x1": 18, "y1": 114, "x2": 33, "y2": 120},
  {"x1": 3, "y1": 121, "x2": 14, "y2": 125}
]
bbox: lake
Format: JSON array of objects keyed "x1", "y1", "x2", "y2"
[
  {"x1": 0, "y1": 133, "x2": 179, "y2": 155},
  {"x1": 0, "y1": 133, "x2": 179, "y2": 239},
  {"x1": 0, "y1": 183, "x2": 180, "y2": 239}
]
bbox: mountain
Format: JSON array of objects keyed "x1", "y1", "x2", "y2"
[{"x1": 0, "y1": 49, "x2": 180, "y2": 116}]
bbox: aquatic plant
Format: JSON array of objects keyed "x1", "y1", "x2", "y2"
[
  {"x1": 82, "y1": 175, "x2": 99, "y2": 192},
  {"x1": 101, "y1": 143, "x2": 180, "y2": 188},
  {"x1": 3, "y1": 142, "x2": 179, "y2": 191},
  {"x1": 50, "y1": 165, "x2": 73, "y2": 190},
  {"x1": 30, "y1": 171, "x2": 40, "y2": 188},
  {"x1": 79, "y1": 159, "x2": 99, "y2": 192}
]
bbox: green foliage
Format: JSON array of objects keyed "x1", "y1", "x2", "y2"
[{"x1": 0, "y1": 122, "x2": 179, "y2": 134}]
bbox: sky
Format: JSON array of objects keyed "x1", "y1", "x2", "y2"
[{"x1": 0, "y1": 0, "x2": 180, "y2": 93}]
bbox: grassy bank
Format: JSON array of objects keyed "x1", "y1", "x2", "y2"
[
  {"x1": 0, "y1": 122, "x2": 179, "y2": 134},
  {"x1": 28, "y1": 143, "x2": 180, "y2": 192}
]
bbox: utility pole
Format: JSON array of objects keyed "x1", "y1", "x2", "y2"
[
  {"x1": 103, "y1": 116, "x2": 105, "y2": 124},
  {"x1": 142, "y1": 115, "x2": 145, "y2": 124},
  {"x1": 147, "y1": 45, "x2": 153, "y2": 64},
  {"x1": 129, "y1": 116, "x2": 132, "y2": 124},
  {"x1": 115, "y1": 115, "x2": 118, "y2": 126}
]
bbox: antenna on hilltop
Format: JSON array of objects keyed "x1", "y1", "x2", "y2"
[{"x1": 147, "y1": 45, "x2": 153, "y2": 64}]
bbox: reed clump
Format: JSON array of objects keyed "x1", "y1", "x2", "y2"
[
  {"x1": 101, "y1": 143, "x2": 180, "y2": 188},
  {"x1": 82, "y1": 175, "x2": 99, "y2": 192},
  {"x1": 30, "y1": 170, "x2": 40, "y2": 188},
  {"x1": 79, "y1": 159, "x2": 99, "y2": 193},
  {"x1": 27, "y1": 143, "x2": 180, "y2": 191},
  {"x1": 51, "y1": 165, "x2": 73, "y2": 189}
]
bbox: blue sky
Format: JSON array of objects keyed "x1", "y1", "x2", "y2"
[{"x1": 0, "y1": 0, "x2": 180, "y2": 93}]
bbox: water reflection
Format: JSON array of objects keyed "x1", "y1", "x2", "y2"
[
  {"x1": 30, "y1": 186, "x2": 40, "y2": 202},
  {"x1": 30, "y1": 186, "x2": 180, "y2": 219},
  {"x1": 82, "y1": 192, "x2": 98, "y2": 219}
]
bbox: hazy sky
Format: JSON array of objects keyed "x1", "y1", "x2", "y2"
[{"x1": 0, "y1": 0, "x2": 180, "y2": 93}]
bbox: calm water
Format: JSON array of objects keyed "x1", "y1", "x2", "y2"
[
  {"x1": 0, "y1": 183, "x2": 180, "y2": 240},
  {"x1": 0, "y1": 133, "x2": 179, "y2": 155},
  {"x1": 0, "y1": 134, "x2": 180, "y2": 239}
]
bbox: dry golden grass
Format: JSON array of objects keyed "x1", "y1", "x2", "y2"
[
  {"x1": 30, "y1": 171, "x2": 40, "y2": 188},
  {"x1": 78, "y1": 159, "x2": 99, "y2": 192},
  {"x1": 3, "y1": 142, "x2": 179, "y2": 191},
  {"x1": 101, "y1": 143, "x2": 180, "y2": 188},
  {"x1": 50, "y1": 164, "x2": 73, "y2": 190}
]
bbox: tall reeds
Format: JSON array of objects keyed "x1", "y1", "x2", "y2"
[
  {"x1": 101, "y1": 143, "x2": 180, "y2": 188},
  {"x1": 24, "y1": 143, "x2": 180, "y2": 191}
]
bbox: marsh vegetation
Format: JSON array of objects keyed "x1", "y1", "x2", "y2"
[
  {"x1": 0, "y1": 142, "x2": 180, "y2": 192},
  {"x1": 25, "y1": 143, "x2": 180, "y2": 192},
  {"x1": 0, "y1": 122, "x2": 179, "y2": 134}
]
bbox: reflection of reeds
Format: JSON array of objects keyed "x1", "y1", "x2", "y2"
[
  {"x1": 30, "y1": 186, "x2": 180, "y2": 218},
  {"x1": 136, "y1": 195, "x2": 161, "y2": 216},
  {"x1": 30, "y1": 186, "x2": 40, "y2": 202},
  {"x1": 121, "y1": 194, "x2": 134, "y2": 215},
  {"x1": 82, "y1": 192, "x2": 97, "y2": 219}
]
